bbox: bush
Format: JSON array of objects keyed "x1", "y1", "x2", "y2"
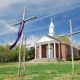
[{"x1": 67, "y1": 56, "x2": 80, "y2": 61}]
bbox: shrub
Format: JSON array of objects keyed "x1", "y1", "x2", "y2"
[{"x1": 67, "y1": 56, "x2": 80, "y2": 61}]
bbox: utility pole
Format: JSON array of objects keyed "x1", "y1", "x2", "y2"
[{"x1": 11, "y1": 6, "x2": 36, "y2": 76}]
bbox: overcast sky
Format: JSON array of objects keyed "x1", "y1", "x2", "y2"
[{"x1": 0, "y1": 0, "x2": 80, "y2": 47}]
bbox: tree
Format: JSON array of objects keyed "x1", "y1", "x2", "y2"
[
  {"x1": 56, "y1": 36, "x2": 71, "y2": 44},
  {"x1": 0, "y1": 45, "x2": 5, "y2": 62},
  {"x1": 4, "y1": 43, "x2": 12, "y2": 62},
  {"x1": 28, "y1": 47, "x2": 35, "y2": 60},
  {"x1": 0, "y1": 43, "x2": 30, "y2": 62}
]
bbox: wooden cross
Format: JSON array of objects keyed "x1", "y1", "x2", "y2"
[
  {"x1": 11, "y1": 6, "x2": 36, "y2": 76},
  {"x1": 59, "y1": 20, "x2": 80, "y2": 76},
  {"x1": 22, "y1": 36, "x2": 31, "y2": 71}
]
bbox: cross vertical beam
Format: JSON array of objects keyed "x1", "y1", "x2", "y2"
[
  {"x1": 23, "y1": 36, "x2": 31, "y2": 71},
  {"x1": 11, "y1": 6, "x2": 36, "y2": 76},
  {"x1": 69, "y1": 20, "x2": 74, "y2": 76},
  {"x1": 23, "y1": 36, "x2": 26, "y2": 71},
  {"x1": 18, "y1": 6, "x2": 26, "y2": 76},
  {"x1": 58, "y1": 20, "x2": 80, "y2": 76}
]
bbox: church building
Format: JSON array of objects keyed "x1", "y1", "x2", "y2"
[{"x1": 34, "y1": 19, "x2": 80, "y2": 61}]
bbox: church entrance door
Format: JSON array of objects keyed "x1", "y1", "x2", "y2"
[{"x1": 46, "y1": 45, "x2": 53, "y2": 58}]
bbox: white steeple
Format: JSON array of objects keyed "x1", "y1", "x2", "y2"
[{"x1": 48, "y1": 18, "x2": 55, "y2": 37}]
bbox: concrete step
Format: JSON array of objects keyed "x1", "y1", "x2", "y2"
[{"x1": 28, "y1": 58, "x2": 64, "y2": 63}]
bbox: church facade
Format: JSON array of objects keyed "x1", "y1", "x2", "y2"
[{"x1": 35, "y1": 20, "x2": 80, "y2": 61}]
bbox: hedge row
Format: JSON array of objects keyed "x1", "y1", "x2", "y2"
[{"x1": 67, "y1": 56, "x2": 80, "y2": 61}]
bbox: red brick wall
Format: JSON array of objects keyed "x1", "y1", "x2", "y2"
[
  {"x1": 78, "y1": 45, "x2": 80, "y2": 56},
  {"x1": 42, "y1": 45, "x2": 47, "y2": 58},
  {"x1": 79, "y1": 51, "x2": 80, "y2": 56},
  {"x1": 36, "y1": 47, "x2": 40, "y2": 58},
  {"x1": 60, "y1": 43, "x2": 66, "y2": 61},
  {"x1": 78, "y1": 45, "x2": 80, "y2": 49},
  {"x1": 56, "y1": 43, "x2": 59, "y2": 58},
  {"x1": 73, "y1": 47, "x2": 75, "y2": 57},
  {"x1": 66, "y1": 45, "x2": 71, "y2": 57},
  {"x1": 68, "y1": 46, "x2": 71, "y2": 57}
]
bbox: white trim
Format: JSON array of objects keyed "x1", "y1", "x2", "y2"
[
  {"x1": 36, "y1": 36, "x2": 53, "y2": 43},
  {"x1": 54, "y1": 42, "x2": 56, "y2": 58},
  {"x1": 35, "y1": 40, "x2": 60, "y2": 46},
  {"x1": 59, "y1": 43, "x2": 60, "y2": 58},
  {"x1": 35, "y1": 36, "x2": 60, "y2": 44},
  {"x1": 35, "y1": 45, "x2": 36, "y2": 59},
  {"x1": 39, "y1": 44, "x2": 42, "y2": 58},
  {"x1": 48, "y1": 43, "x2": 50, "y2": 58}
]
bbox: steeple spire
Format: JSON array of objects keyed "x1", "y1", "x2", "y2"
[{"x1": 48, "y1": 18, "x2": 55, "y2": 37}]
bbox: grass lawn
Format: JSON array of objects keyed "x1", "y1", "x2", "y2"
[{"x1": 0, "y1": 61, "x2": 80, "y2": 80}]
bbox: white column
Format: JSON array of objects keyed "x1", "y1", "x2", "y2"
[
  {"x1": 35, "y1": 45, "x2": 36, "y2": 59},
  {"x1": 39, "y1": 44, "x2": 42, "y2": 58},
  {"x1": 54, "y1": 42, "x2": 56, "y2": 58},
  {"x1": 59, "y1": 43, "x2": 60, "y2": 58},
  {"x1": 48, "y1": 43, "x2": 50, "y2": 58}
]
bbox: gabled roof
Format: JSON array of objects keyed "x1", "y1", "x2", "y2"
[
  {"x1": 35, "y1": 35, "x2": 61, "y2": 44},
  {"x1": 35, "y1": 36, "x2": 54, "y2": 43},
  {"x1": 35, "y1": 35, "x2": 80, "y2": 50},
  {"x1": 48, "y1": 36, "x2": 61, "y2": 42}
]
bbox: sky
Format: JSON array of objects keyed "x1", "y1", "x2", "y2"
[{"x1": 0, "y1": 0, "x2": 80, "y2": 48}]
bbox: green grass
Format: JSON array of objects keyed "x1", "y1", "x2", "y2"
[{"x1": 0, "y1": 61, "x2": 80, "y2": 80}]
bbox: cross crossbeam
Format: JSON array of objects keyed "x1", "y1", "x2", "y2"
[
  {"x1": 11, "y1": 16, "x2": 36, "y2": 26},
  {"x1": 59, "y1": 20, "x2": 80, "y2": 76},
  {"x1": 11, "y1": 6, "x2": 36, "y2": 76},
  {"x1": 59, "y1": 31, "x2": 80, "y2": 36}
]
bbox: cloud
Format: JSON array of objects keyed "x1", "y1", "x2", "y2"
[
  {"x1": 0, "y1": 0, "x2": 80, "y2": 17},
  {"x1": 0, "y1": 19, "x2": 18, "y2": 36},
  {"x1": 0, "y1": 0, "x2": 80, "y2": 47},
  {"x1": 4, "y1": 35, "x2": 39, "y2": 47},
  {"x1": 26, "y1": 35, "x2": 39, "y2": 47},
  {"x1": 25, "y1": 25, "x2": 48, "y2": 32},
  {"x1": 27, "y1": 0, "x2": 80, "y2": 15},
  {"x1": 0, "y1": 0, "x2": 26, "y2": 8}
]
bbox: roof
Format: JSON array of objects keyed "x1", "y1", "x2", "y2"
[
  {"x1": 48, "y1": 35, "x2": 61, "y2": 42},
  {"x1": 48, "y1": 35, "x2": 80, "y2": 50},
  {"x1": 35, "y1": 35, "x2": 80, "y2": 50}
]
